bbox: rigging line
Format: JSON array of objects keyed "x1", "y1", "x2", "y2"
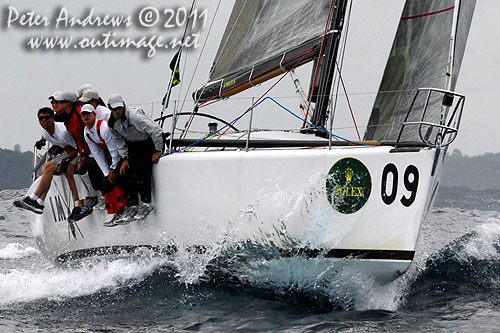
[
  {"x1": 174, "y1": 0, "x2": 196, "y2": 116},
  {"x1": 303, "y1": 0, "x2": 336, "y2": 126},
  {"x1": 198, "y1": 46, "x2": 318, "y2": 109},
  {"x1": 182, "y1": 48, "x2": 314, "y2": 147},
  {"x1": 130, "y1": 87, "x2": 420, "y2": 106},
  {"x1": 330, "y1": 0, "x2": 352, "y2": 134},
  {"x1": 159, "y1": 0, "x2": 197, "y2": 122},
  {"x1": 159, "y1": 96, "x2": 366, "y2": 158},
  {"x1": 179, "y1": 0, "x2": 223, "y2": 140},
  {"x1": 266, "y1": 97, "x2": 366, "y2": 145},
  {"x1": 183, "y1": 46, "x2": 315, "y2": 138},
  {"x1": 215, "y1": 48, "x2": 315, "y2": 138},
  {"x1": 336, "y1": 61, "x2": 361, "y2": 140},
  {"x1": 178, "y1": 0, "x2": 222, "y2": 115}
]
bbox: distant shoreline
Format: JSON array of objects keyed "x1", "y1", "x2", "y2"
[{"x1": 434, "y1": 186, "x2": 500, "y2": 211}]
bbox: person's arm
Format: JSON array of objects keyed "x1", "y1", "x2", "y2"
[
  {"x1": 101, "y1": 122, "x2": 121, "y2": 170},
  {"x1": 109, "y1": 127, "x2": 129, "y2": 160},
  {"x1": 108, "y1": 126, "x2": 130, "y2": 176},
  {"x1": 131, "y1": 111, "x2": 163, "y2": 151},
  {"x1": 84, "y1": 135, "x2": 110, "y2": 176},
  {"x1": 130, "y1": 111, "x2": 164, "y2": 163}
]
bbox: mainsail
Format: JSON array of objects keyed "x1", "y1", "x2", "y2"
[
  {"x1": 193, "y1": 0, "x2": 332, "y2": 103},
  {"x1": 364, "y1": 0, "x2": 476, "y2": 142}
]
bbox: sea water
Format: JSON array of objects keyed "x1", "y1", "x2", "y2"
[{"x1": 1, "y1": 188, "x2": 500, "y2": 332}]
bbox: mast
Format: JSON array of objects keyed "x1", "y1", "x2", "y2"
[{"x1": 308, "y1": 0, "x2": 349, "y2": 130}]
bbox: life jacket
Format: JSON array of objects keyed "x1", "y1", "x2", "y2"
[
  {"x1": 86, "y1": 120, "x2": 107, "y2": 150},
  {"x1": 56, "y1": 108, "x2": 89, "y2": 156}
]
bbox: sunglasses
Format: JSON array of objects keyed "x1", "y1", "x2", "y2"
[
  {"x1": 38, "y1": 115, "x2": 53, "y2": 121},
  {"x1": 50, "y1": 100, "x2": 68, "y2": 104},
  {"x1": 79, "y1": 101, "x2": 92, "y2": 107}
]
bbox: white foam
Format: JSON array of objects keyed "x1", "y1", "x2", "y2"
[
  {"x1": 462, "y1": 221, "x2": 500, "y2": 260},
  {"x1": 0, "y1": 243, "x2": 40, "y2": 259},
  {"x1": 233, "y1": 257, "x2": 403, "y2": 311},
  {"x1": 0, "y1": 254, "x2": 166, "y2": 306}
]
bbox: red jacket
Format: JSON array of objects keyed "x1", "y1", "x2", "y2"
[{"x1": 55, "y1": 108, "x2": 90, "y2": 156}]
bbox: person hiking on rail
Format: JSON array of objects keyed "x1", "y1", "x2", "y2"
[
  {"x1": 14, "y1": 108, "x2": 80, "y2": 216},
  {"x1": 107, "y1": 93, "x2": 163, "y2": 222},
  {"x1": 78, "y1": 89, "x2": 111, "y2": 121},
  {"x1": 51, "y1": 90, "x2": 99, "y2": 221},
  {"x1": 81, "y1": 104, "x2": 128, "y2": 226}
]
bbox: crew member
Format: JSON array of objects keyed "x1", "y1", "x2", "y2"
[
  {"x1": 78, "y1": 89, "x2": 111, "y2": 121},
  {"x1": 14, "y1": 108, "x2": 80, "y2": 219},
  {"x1": 77, "y1": 84, "x2": 93, "y2": 99},
  {"x1": 81, "y1": 104, "x2": 127, "y2": 226},
  {"x1": 52, "y1": 90, "x2": 99, "y2": 219},
  {"x1": 107, "y1": 94, "x2": 163, "y2": 221}
]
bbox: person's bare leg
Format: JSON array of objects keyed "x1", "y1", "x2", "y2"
[
  {"x1": 34, "y1": 162, "x2": 57, "y2": 200},
  {"x1": 64, "y1": 163, "x2": 80, "y2": 204}
]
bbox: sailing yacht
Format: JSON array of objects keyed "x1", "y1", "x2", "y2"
[{"x1": 28, "y1": 0, "x2": 475, "y2": 283}]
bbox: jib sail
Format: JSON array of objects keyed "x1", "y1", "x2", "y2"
[{"x1": 364, "y1": 0, "x2": 476, "y2": 142}]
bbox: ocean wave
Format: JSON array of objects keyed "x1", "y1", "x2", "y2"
[
  {"x1": 0, "y1": 252, "x2": 167, "y2": 306},
  {"x1": 403, "y1": 222, "x2": 500, "y2": 309},
  {"x1": 0, "y1": 243, "x2": 40, "y2": 259}
]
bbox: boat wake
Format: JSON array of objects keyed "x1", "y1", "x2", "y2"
[
  {"x1": 0, "y1": 243, "x2": 40, "y2": 259},
  {"x1": 2, "y1": 206, "x2": 500, "y2": 313},
  {"x1": 0, "y1": 249, "x2": 165, "y2": 307}
]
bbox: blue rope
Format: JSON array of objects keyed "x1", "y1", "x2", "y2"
[
  {"x1": 264, "y1": 97, "x2": 366, "y2": 146},
  {"x1": 161, "y1": 97, "x2": 366, "y2": 158}
]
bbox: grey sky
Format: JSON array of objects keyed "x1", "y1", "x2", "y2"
[{"x1": 0, "y1": 1, "x2": 496, "y2": 156}]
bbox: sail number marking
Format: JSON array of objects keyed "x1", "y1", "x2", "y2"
[{"x1": 381, "y1": 164, "x2": 419, "y2": 207}]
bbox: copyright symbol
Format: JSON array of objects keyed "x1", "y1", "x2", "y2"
[{"x1": 138, "y1": 6, "x2": 159, "y2": 27}]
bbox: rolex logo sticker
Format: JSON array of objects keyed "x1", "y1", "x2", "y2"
[{"x1": 326, "y1": 157, "x2": 372, "y2": 214}]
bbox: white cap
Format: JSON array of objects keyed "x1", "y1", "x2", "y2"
[
  {"x1": 48, "y1": 91, "x2": 61, "y2": 101},
  {"x1": 77, "y1": 84, "x2": 94, "y2": 97},
  {"x1": 108, "y1": 94, "x2": 125, "y2": 108},
  {"x1": 53, "y1": 90, "x2": 78, "y2": 103},
  {"x1": 80, "y1": 104, "x2": 96, "y2": 114},
  {"x1": 79, "y1": 89, "x2": 99, "y2": 103}
]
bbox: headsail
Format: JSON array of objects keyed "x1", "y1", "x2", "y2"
[
  {"x1": 364, "y1": 0, "x2": 476, "y2": 142},
  {"x1": 193, "y1": 0, "x2": 332, "y2": 103}
]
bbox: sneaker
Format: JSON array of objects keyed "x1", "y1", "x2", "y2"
[
  {"x1": 14, "y1": 197, "x2": 44, "y2": 214},
  {"x1": 94, "y1": 198, "x2": 106, "y2": 210},
  {"x1": 103, "y1": 213, "x2": 120, "y2": 227},
  {"x1": 115, "y1": 206, "x2": 138, "y2": 225},
  {"x1": 134, "y1": 203, "x2": 154, "y2": 220},
  {"x1": 72, "y1": 201, "x2": 94, "y2": 222},
  {"x1": 144, "y1": 203, "x2": 156, "y2": 216},
  {"x1": 88, "y1": 196, "x2": 99, "y2": 208},
  {"x1": 67, "y1": 206, "x2": 81, "y2": 222},
  {"x1": 13, "y1": 200, "x2": 23, "y2": 208}
]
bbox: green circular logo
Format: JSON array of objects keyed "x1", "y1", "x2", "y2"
[{"x1": 326, "y1": 157, "x2": 372, "y2": 214}]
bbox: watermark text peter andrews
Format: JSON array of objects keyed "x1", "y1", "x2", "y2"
[{"x1": 3, "y1": 5, "x2": 207, "y2": 58}]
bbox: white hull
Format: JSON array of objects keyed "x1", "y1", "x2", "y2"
[{"x1": 30, "y1": 143, "x2": 443, "y2": 282}]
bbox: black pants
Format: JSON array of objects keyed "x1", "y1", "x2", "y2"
[
  {"x1": 114, "y1": 138, "x2": 155, "y2": 206},
  {"x1": 77, "y1": 156, "x2": 104, "y2": 192}
]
